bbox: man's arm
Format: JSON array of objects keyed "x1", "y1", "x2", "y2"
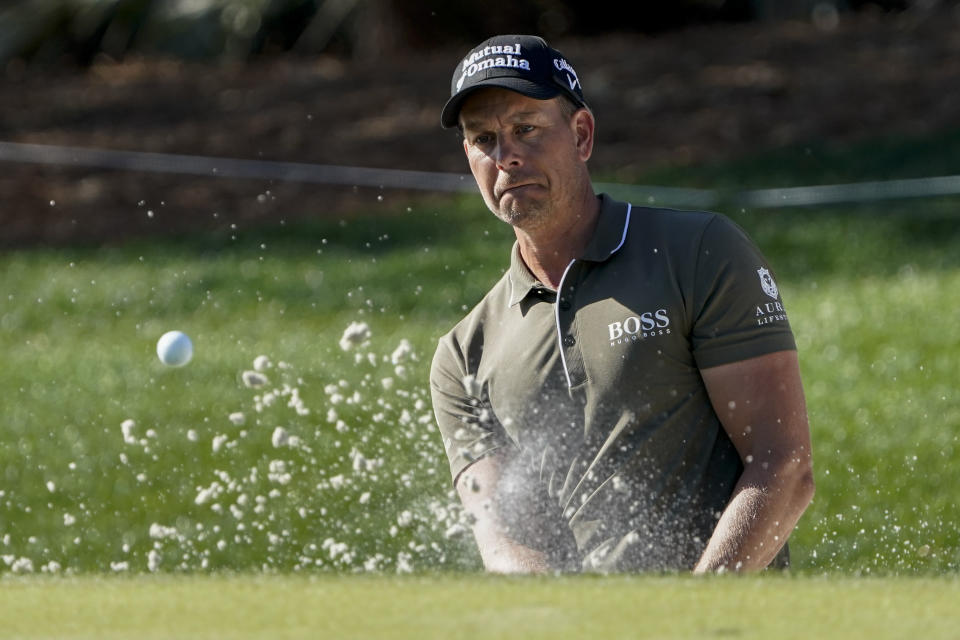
[
  {"x1": 455, "y1": 453, "x2": 557, "y2": 574},
  {"x1": 694, "y1": 349, "x2": 815, "y2": 573}
]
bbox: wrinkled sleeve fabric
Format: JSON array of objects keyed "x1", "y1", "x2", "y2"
[
  {"x1": 430, "y1": 334, "x2": 509, "y2": 484},
  {"x1": 689, "y1": 214, "x2": 797, "y2": 370}
]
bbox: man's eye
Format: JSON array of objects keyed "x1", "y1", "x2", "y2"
[
  {"x1": 516, "y1": 125, "x2": 535, "y2": 135},
  {"x1": 473, "y1": 134, "x2": 493, "y2": 145}
]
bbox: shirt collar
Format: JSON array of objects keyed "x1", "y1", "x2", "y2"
[
  {"x1": 507, "y1": 194, "x2": 632, "y2": 307},
  {"x1": 580, "y1": 194, "x2": 632, "y2": 262},
  {"x1": 507, "y1": 240, "x2": 542, "y2": 306}
]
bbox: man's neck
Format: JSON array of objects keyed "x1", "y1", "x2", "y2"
[{"x1": 515, "y1": 192, "x2": 601, "y2": 289}]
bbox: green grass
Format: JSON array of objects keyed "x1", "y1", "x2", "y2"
[
  {"x1": 1, "y1": 127, "x2": 959, "y2": 578},
  {"x1": 1, "y1": 574, "x2": 959, "y2": 639},
  {"x1": 604, "y1": 126, "x2": 960, "y2": 190},
  {"x1": 0, "y1": 201, "x2": 513, "y2": 574}
]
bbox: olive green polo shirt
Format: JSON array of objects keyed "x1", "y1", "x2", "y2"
[{"x1": 430, "y1": 194, "x2": 796, "y2": 572}]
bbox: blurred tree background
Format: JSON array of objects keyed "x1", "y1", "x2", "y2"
[
  {"x1": 0, "y1": 0, "x2": 913, "y2": 67},
  {"x1": 1, "y1": 0, "x2": 957, "y2": 247}
]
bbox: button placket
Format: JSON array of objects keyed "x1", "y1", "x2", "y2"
[{"x1": 555, "y1": 264, "x2": 586, "y2": 389}]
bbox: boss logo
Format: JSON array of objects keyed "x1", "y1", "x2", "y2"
[{"x1": 608, "y1": 309, "x2": 671, "y2": 343}]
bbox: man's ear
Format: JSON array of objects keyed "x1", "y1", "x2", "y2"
[{"x1": 572, "y1": 109, "x2": 595, "y2": 162}]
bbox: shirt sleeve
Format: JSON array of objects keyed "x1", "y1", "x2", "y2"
[
  {"x1": 429, "y1": 333, "x2": 509, "y2": 484},
  {"x1": 689, "y1": 214, "x2": 796, "y2": 369}
]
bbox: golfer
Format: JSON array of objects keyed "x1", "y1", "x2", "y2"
[{"x1": 430, "y1": 35, "x2": 814, "y2": 573}]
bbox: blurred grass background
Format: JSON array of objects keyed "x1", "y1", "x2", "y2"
[{"x1": 2, "y1": 126, "x2": 959, "y2": 575}]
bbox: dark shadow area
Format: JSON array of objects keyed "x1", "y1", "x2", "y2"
[{"x1": 1, "y1": 6, "x2": 959, "y2": 249}]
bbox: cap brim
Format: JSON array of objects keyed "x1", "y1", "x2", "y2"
[{"x1": 441, "y1": 77, "x2": 561, "y2": 129}]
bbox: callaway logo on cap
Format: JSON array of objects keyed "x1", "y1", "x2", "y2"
[{"x1": 440, "y1": 34, "x2": 588, "y2": 128}]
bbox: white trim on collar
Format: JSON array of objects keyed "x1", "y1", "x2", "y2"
[{"x1": 610, "y1": 203, "x2": 632, "y2": 256}]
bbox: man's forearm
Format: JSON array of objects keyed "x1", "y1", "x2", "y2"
[
  {"x1": 456, "y1": 455, "x2": 569, "y2": 574},
  {"x1": 693, "y1": 459, "x2": 815, "y2": 573},
  {"x1": 468, "y1": 497, "x2": 562, "y2": 574},
  {"x1": 477, "y1": 534, "x2": 555, "y2": 574}
]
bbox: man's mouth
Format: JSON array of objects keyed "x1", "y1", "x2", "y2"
[{"x1": 497, "y1": 182, "x2": 537, "y2": 198}]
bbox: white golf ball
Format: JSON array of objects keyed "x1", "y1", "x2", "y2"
[{"x1": 156, "y1": 331, "x2": 193, "y2": 367}]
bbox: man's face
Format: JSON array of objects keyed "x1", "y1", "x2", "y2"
[{"x1": 459, "y1": 88, "x2": 592, "y2": 229}]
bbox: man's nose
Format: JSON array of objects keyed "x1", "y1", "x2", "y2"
[{"x1": 494, "y1": 137, "x2": 522, "y2": 171}]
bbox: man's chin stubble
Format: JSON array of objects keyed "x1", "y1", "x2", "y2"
[{"x1": 494, "y1": 200, "x2": 549, "y2": 229}]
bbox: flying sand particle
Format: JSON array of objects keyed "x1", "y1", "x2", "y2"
[
  {"x1": 271, "y1": 426, "x2": 290, "y2": 448},
  {"x1": 121, "y1": 419, "x2": 137, "y2": 445},
  {"x1": 242, "y1": 371, "x2": 269, "y2": 388},
  {"x1": 391, "y1": 339, "x2": 413, "y2": 365},
  {"x1": 147, "y1": 550, "x2": 161, "y2": 572},
  {"x1": 9, "y1": 557, "x2": 34, "y2": 574},
  {"x1": 149, "y1": 523, "x2": 178, "y2": 540},
  {"x1": 339, "y1": 321, "x2": 371, "y2": 351},
  {"x1": 267, "y1": 460, "x2": 292, "y2": 485},
  {"x1": 212, "y1": 434, "x2": 229, "y2": 453},
  {"x1": 461, "y1": 375, "x2": 482, "y2": 398}
]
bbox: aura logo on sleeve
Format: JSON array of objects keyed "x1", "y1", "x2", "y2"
[
  {"x1": 754, "y1": 268, "x2": 789, "y2": 326},
  {"x1": 757, "y1": 267, "x2": 779, "y2": 300}
]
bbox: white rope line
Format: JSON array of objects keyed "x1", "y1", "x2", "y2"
[
  {"x1": 733, "y1": 175, "x2": 960, "y2": 208},
  {"x1": 0, "y1": 141, "x2": 476, "y2": 193},
  {"x1": 3, "y1": 140, "x2": 959, "y2": 209}
]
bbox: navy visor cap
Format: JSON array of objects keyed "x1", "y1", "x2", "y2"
[{"x1": 441, "y1": 34, "x2": 588, "y2": 129}]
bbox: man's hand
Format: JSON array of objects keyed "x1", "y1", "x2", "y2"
[
  {"x1": 695, "y1": 349, "x2": 815, "y2": 573},
  {"x1": 456, "y1": 453, "x2": 573, "y2": 574}
]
